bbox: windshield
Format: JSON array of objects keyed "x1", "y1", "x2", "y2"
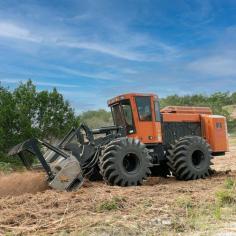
[
  {"x1": 111, "y1": 104, "x2": 123, "y2": 126},
  {"x1": 111, "y1": 99, "x2": 135, "y2": 134},
  {"x1": 154, "y1": 99, "x2": 161, "y2": 122}
]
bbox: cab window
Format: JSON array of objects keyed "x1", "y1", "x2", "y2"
[
  {"x1": 111, "y1": 104, "x2": 123, "y2": 126},
  {"x1": 121, "y1": 99, "x2": 135, "y2": 133},
  {"x1": 111, "y1": 100, "x2": 135, "y2": 134},
  {"x1": 135, "y1": 96, "x2": 152, "y2": 121},
  {"x1": 154, "y1": 100, "x2": 161, "y2": 122}
]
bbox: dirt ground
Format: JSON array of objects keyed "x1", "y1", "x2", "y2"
[{"x1": 0, "y1": 139, "x2": 235, "y2": 236}]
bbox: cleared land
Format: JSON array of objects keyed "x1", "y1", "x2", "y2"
[{"x1": 0, "y1": 138, "x2": 235, "y2": 236}]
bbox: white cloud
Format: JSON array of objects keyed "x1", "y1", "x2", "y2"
[
  {"x1": 57, "y1": 41, "x2": 146, "y2": 61},
  {"x1": 0, "y1": 22, "x2": 41, "y2": 42},
  {"x1": 0, "y1": 20, "x2": 179, "y2": 62},
  {"x1": 186, "y1": 23, "x2": 236, "y2": 78},
  {"x1": 188, "y1": 56, "x2": 236, "y2": 77},
  {"x1": 54, "y1": 66, "x2": 116, "y2": 80},
  {"x1": 36, "y1": 81, "x2": 79, "y2": 88}
]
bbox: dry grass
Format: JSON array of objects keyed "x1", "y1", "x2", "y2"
[{"x1": 0, "y1": 171, "x2": 235, "y2": 236}]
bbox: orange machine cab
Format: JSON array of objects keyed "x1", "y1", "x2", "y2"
[
  {"x1": 108, "y1": 93, "x2": 229, "y2": 153},
  {"x1": 108, "y1": 93, "x2": 162, "y2": 144}
]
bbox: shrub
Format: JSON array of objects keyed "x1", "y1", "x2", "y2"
[
  {"x1": 0, "y1": 162, "x2": 13, "y2": 173},
  {"x1": 216, "y1": 190, "x2": 236, "y2": 206},
  {"x1": 96, "y1": 196, "x2": 125, "y2": 212},
  {"x1": 225, "y1": 178, "x2": 235, "y2": 190}
]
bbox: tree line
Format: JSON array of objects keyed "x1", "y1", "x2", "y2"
[{"x1": 0, "y1": 80, "x2": 235, "y2": 166}]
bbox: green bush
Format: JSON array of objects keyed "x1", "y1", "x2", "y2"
[
  {"x1": 0, "y1": 162, "x2": 13, "y2": 172},
  {"x1": 216, "y1": 190, "x2": 236, "y2": 206},
  {"x1": 224, "y1": 178, "x2": 235, "y2": 190},
  {"x1": 96, "y1": 196, "x2": 125, "y2": 212}
]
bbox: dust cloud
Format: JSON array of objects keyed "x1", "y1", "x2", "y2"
[{"x1": 0, "y1": 171, "x2": 49, "y2": 197}]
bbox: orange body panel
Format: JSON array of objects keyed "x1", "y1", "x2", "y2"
[
  {"x1": 201, "y1": 115, "x2": 229, "y2": 152},
  {"x1": 161, "y1": 106, "x2": 212, "y2": 123},
  {"x1": 162, "y1": 113, "x2": 201, "y2": 123},
  {"x1": 161, "y1": 106, "x2": 212, "y2": 114}
]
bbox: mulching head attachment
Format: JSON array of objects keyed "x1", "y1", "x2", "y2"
[
  {"x1": 8, "y1": 124, "x2": 121, "y2": 191},
  {"x1": 7, "y1": 124, "x2": 101, "y2": 191},
  {"x1": 8, "y1": 138, "x2": 84, "y2": 191}
]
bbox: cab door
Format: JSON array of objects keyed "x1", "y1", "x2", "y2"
[{"x1": 130, "y1": 96, "x2": 162, "y2": 144}]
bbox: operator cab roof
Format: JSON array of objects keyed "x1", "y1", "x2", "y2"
[{"x1": 107, "y1": 93, "x2": 158, "y2": 106}]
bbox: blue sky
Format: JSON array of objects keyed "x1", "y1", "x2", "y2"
[{"x1": 0, "y1": 0, "x2": 236, "y2": 112}]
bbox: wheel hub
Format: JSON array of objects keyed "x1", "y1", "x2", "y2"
[
  {"x1": 123, "y1": 153, "x2": 140, "y2": 173},
  {"x1": 191, "y1": 150, "x2": 204, "y2": 168}
]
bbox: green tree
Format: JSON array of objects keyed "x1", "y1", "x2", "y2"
[
  {"x1": 36, "y1": 88, "x2": 77, "y2": 139},
  {"x1": 0, "y1": 80, "x2": 78, "y2": 157},
  {"x1": 231, "y1": 92, "x2": 236, "y2": 104},
  {"x1": 0, "y1": 85, "x2": 17, "y2": 151},
  {"x1": 13, "y1": 80, "x2": 39, "y2": 141}
]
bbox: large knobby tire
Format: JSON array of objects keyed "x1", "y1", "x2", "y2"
[
  {"x1": 99, "y1": 137, "x2": 152, "y2": 186},
  {"x1": 166, "y1": 136, "x2": 213, "y2": 180}
]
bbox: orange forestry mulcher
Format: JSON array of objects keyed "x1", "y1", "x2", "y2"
[
  {"x1": 107, "y1": 93, "x2": 229, "y2": 181},
  {"x1": 9, "y1": 93, "x2": 229, "y2": 191}
]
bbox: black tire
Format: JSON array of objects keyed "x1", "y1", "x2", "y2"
[
  {"x1": 166, "y1": 136, "x2": 213, "y2": 180},
  {"x1": 87, "y1": 164, "x2": 103, "y2": 181},
  {"x1": 150, "y1": 162, "x2": 171, "y2": 177},
  {"x1": 64, "y1": 143, "x2": 101, "y2": 180},
  {"x1": 100, "y1": 137, "x2": 152, "y2": 186},
  {"x1": 166, "y1": 144, "x2": 177, "y2": 177}
]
